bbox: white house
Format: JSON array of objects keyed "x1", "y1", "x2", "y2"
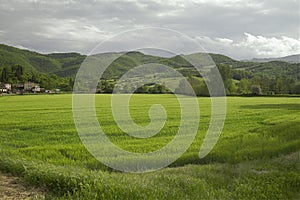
[
  {"x1": 0, "y1": 83, "x2": 11, "y2": 93},
  {"x1": 24, "y1": 82, "x2": 37, "y2": 91},
  {"x1": 4, "y1": 83, "x2": 11, "y2": 90},
  {"x1": 32, "y1": 85, "x2": 41, "y2": 93}
]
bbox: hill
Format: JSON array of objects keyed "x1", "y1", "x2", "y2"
[
  {"x1": 248, "y1": 54, "x2": 300, "y2": 63},
  {"x1": 0, "y1": 44, "x2": 299, "y2": 95},
  {"x1": 0, "y1": 44, "x2": 299, "y2": 80},
  {"x1": 0, "y1": 44, "x2": 62, "y2": 73},
  {"x1": 47, "y1": 52, "x2": 86, "y2": 77},
  {"x1": 233, "y1": 60, "x2": 300, "y2": 80}
]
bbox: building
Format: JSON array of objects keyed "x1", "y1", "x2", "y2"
[
  {"x1": 1, "y1": 82, "x2": 46, "y2": 94},
  {"x1": 3, "y1": 83, "x2": 11, "y2": 90},
  {"x1": 0, "y1": 86, "x2": 7, "y2": 93},
  {"x1": 31, "y1": 85, "x2": 41, "y2": 93},
  {"x1": 24, "y1": 82, "x2": 38, "y2": 91},
  {"x1": 0, "y1": 83, "x2": 11, "y2": 93}
]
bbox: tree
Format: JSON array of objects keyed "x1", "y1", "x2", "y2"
[
  {"x1": 251, "y1": 85, "x2": 262, "y2": 95},
  {"x1": 59, "y1": 83, "x2": 72, "y2": 91},
  {"x1": 15, "y1": 65, "x2": 23, "y2": 81},
  {"x1": 135, "y1": 85, "x2": 150, "y2": 94},
  {"x1": 292, "y1": 83, "x2": 300, "y2": 94},
  {"x1": 217, "y1": 64, "x2": 234, "y2": 94},
  {"x1": 237, "y1": 78, "x2": 250, "y2": 94},
  {"x1": 217, "y1": 64, "x2": 232, "y2": 82},
  {"x1": 175, "y1": 79, "x2": 194, "y2": 96},
  {"x1": 68, "y1": 78, "x2": 74, "y2": 90},
  {"x1": 196, "y1": 81, "x2": 209, "y2": 96},
  {"x1": 1, "y1": 68, "x2": 7, "y2": 82},
  {"x1": 275, "y1": 77, "x2": 284, "y2": 94}
]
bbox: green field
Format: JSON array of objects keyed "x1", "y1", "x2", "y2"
[{"x1": 0, "y1": 94, "x2": 299, "y2": 199}]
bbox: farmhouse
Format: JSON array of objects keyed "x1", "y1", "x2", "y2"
[
  {"x1": 13, "y1": 83, "x2": 24, "y2": 92},
  {"x1": 0, "y1": 86, "x2": 7, "y2": 93},
  {"x1": 0, "y1": 83, "x2": 11, "y2": 93},
  {"x1": 21, "y1": 82, "x2": 43, "y2": 93},
  {"x1": 9, "y1": 82, "x2": 42, "y2": 94},
  {"x1": 24, "y1": 82, "x2": 38, "y2": 91}
]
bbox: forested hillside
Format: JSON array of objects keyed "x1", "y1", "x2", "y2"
[
  {"x1": 0, "y1": 44, "x2": 299, "y2": 94},
  {"x1": 249, "y1": 54, "x2": 300, "y2": 63}
]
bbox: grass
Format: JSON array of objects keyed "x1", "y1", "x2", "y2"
[{"x1": 0, "y1": 94, "x2": 299, "y2": 199}]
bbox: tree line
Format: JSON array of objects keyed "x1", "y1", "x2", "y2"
[
  {"x1": 97, "y1": 64, "x2": 300, "y2": 95},
  {"x1": 0, "y1": 65, "x2": 74, "y2": 91},
  {"x1": 1, "y1": 64, "x2": 299, "y2": 95}
]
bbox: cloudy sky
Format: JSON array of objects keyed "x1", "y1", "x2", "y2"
[{"x1": 0, "y1": 0, "x2": 299, "y2": 59}]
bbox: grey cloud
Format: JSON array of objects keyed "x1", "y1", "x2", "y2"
[{"x1": 0, "y1": 0, "x2": 298, "y2": 59}]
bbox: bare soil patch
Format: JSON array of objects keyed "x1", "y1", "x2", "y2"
[{"x1": 0, "y1": 172, "x2": 46, "y2": 200}]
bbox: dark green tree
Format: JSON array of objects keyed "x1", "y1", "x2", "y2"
[
  {"x1": 292, "y1": 83, "x2": 300, "y2": 94},
  {"x1": 251, "y1": 85, "x2": 262, "y2": 95},
  {"x1": 15, "y1": 65, "x2": 23, "y2": 81},
  {"x1": 238, "y1": 78, "x2": 250, "y2": 94},
  {"x1": 1, "y1": 68, "x2": 7, "y2": 82}
]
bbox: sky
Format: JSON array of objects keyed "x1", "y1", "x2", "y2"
[{"x1": 0, "y1": 0, "x2": 299, "y2": 60}]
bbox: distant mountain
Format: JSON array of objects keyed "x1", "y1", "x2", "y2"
[
  {"x1": 233, "y1": 60, "x2": 300, "y2": 80},
  {"x1": 0, "y1": 44, "x2": 86, "y2": 76},
  {"x1": 0, "y1": 44, "x2": 61, "y2": 73},
  {"x1": 47, "y1": 52, "x2": 86, "y2": 77},
  {"x1": 248, "y1": 54, "x2": 300, "y2": 63},
  {"x1": 0, "y1": 44, "x2": 299, "y2": 81},
  {"x1": 0, "y1": 44, "x2": 238, "y2": 78}
]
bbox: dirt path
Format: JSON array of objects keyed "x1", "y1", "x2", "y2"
[{"x1": 0, "y1": 172, "x2": 46, "y2": 200}]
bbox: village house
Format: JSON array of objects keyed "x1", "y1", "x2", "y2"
[
  {"x1": 1, "y1": 82, "x2": 46, "y2": 94},
  {"x1": 24, "y1": 82, "x2": 38, "y2": 91},
  {"x1": 31, "y1": 85, "x2": 42, "y2": 93},
  {"x1": 0, "y1": 83, "x2": 11, "y2": 93},
  {"x1": 12, "y1": 83, "x2": 24, "y2": 93},
  {"x1": 10, "y1": 82, "x2": 40, "y2": 93}
]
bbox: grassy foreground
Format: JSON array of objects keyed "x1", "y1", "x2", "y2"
[{"x1": 0, "y1": 94, "x2": 299, "y2": 199}]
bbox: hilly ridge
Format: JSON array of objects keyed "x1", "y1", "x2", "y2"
[
  {"x1": 0, "y1": 44, "x2": 299, "y2": 81},
  {"x1": 249, "y1": 54, "x2": 300, "y2": 63},
  {"x1": 0, "y1": 44, "x2": 62, "y2": 73}
]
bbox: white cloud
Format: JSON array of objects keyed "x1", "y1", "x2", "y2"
[
  {"x1": 33, "y1": 19, "x2": 112, "y2": 42},
  {"x1": 1, "y1": 42, "x2": 37, "y2": 52},
  {"x1": 235, "y1": 33, "x2": 300, "y2": 57},
  {"x1": 132, "y1": 0, "x2": 262, "y2": 10},
  {"x1": 208, "y1": 0, "x2": 260, "y2": 7},
  {"x1": 13, "y1": 44, "x2": 32, "y2": 51},
  {"x1": 196, "y1": 33, "x2": 300, "y2": 59},
  {"x1": 196, "y1": 36, "x2": 229, "y2": 47},
  {"x1": 215, "y1": 38, "x2": 233, "y2": 45}
]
